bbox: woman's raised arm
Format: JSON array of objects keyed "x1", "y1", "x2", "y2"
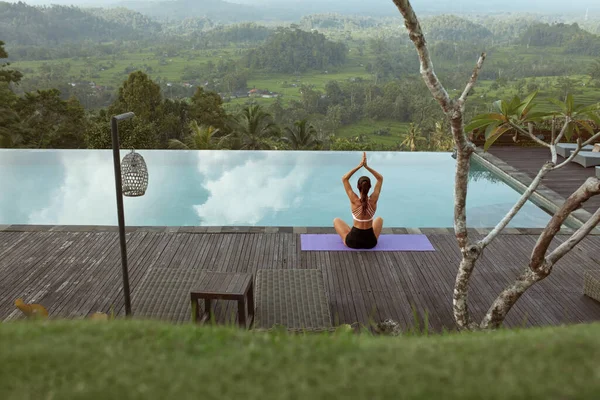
[
  {"x1": 364, "y1": 156, "x2": 383, "y2": 203},
  {"x1": 341, "y1": 153, "x2": 365, "y2": 199},
  {"x1": 342, "y1": 152, "x2": 366, "y2": 182}
]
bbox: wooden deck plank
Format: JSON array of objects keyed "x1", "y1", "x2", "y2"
[
  {"x1": 388, "y1": 251, "x2": 441, "y2": 330},
  {"x1": 504, "y1": 234, "x2": 587, "y2": 325},
  {"x1": 490, "y1": 147, "x2": 600, "y2": 215},
  {"x1": 85, "y1": 232, "x2": 155, "y2": 317},
  {"x1": 3, "y1": 232, "x2": 94, "y2": 320},
  {"x1": 100, "y1": 232, "x2": 165, "y2": 317},
  {"x1": 41, "y1": 232, "x2": 119, "y2": 318},
  {"x1": 106, "y1": 232, "x2": 157, "y2": 317},
  {"x1": 333, "y1": 252, "x2": 352, "y2": 326},
  {"x1": 438, "y1": 233, "x2": 538, "y2": 327},
  {"x1": 321, "y1": 251, "x2": 343, "y2": 324},
  {"x1": 152, "y1": 233, "x2": 195, "y2": 320},
  {"x1": 168, "y1": 233, "x2": 205, "y2": 323},
  {"x1": 1, "y1": 232, "x2": 82, "y2": 319},
  {"x1": 2, "y1": 230, "x2": 600, "y2": 330},
  {"x1": 373, "y1": 251, "x2": 411, "y2": 325},
  {"x1": 337, "y1": 251, "x2": 365, "y2": 325},
  {"x1": 171, "y1": 234, "x2": 213, "y2": 322},
  {"x1": 355, "y1": 252, "x2": 392, "y2": 324},
  {"x1": 505, "y1": 235, "x2": 578, "y2": 325},
  {"x1": 0, "y1": 232, "x2": 32, "y2": 259},
  {"x1": 474, "y1": 234, "x2": 547, "y2": 327},
  {"x1": 468, "y1": 234, "x2": 542, "y2": 327},
  {"x1": 0, "y1": 232, "x2": 62, "y2": 296},
  {"x1": 323, "y1": 252, "x2": 341, "y2": 325},
  {"x1": 414, "y1": 238, "x2": 459, "y2": 330},
  {"x1": 375, "y1": 252, "x2": 413, "y2": 327},
  {"x1": 71, "y1": 232, "x2": 142, "y2": 317},
  {"x1": 127, "y1": 232, "x2": 176, "y2": 318},
  {"x1": 148, "y1": 233, "x2": 195, "y2": 319}
]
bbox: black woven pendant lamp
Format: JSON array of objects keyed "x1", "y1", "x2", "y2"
[{"x1": 121, "y1": 149, "x2": 149, "y2": 197}]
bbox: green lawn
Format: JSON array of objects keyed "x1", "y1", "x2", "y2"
[
  {"x1": 224, "y1": 67, "x2": 373, "y2": 108},
  {"x1": 336, "y1": 119, "x2": 412, "y2": 145},
  {"x1": 11, "y1": 48, "x2": 243, "y2": 87},
  {"x1": 1, "y1": 320, "x2": 600, "y2": 399}
]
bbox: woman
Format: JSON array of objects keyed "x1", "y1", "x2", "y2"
[{"x1": 334, "y1": 152, "x2": 384, "y2": 249}]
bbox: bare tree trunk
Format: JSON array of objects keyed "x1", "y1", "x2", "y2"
[
  {"x1": 453, "y1": 254, "x2": 480, "y2": 329},
  {"x1": 392, "y1": 0, "x2": 485, "y2": 329}
]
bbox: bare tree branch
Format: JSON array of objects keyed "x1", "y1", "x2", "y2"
[
  {"x1": 508, "y1": 122, "x2": 549, "y2": 148},
  {"x1": 530, "y1": 177, "x2": 600, "y2": 271},
  {"x1": 546, "y1": 207, "x2": 600, "y2": 266},
  {"x1": 553, "y1": 137, "x2": 582, "y2": 170},
  {"x1": 528, "y1": 123, "x2": 551, "y2": 148},
  {"x1": 554, "y1": 117, "x2": 570, "y2": 144},
  {"x1": 479, "y1": 162, "x2": 554, "y2": 248},
  {"x1": 481, "y1": 177, "x2": 600, "y2": 329},
  {"x1": 550, "y1": 145, "x2": 558, "y2": 164},
  {"x1": 457, "y1": 53, "x2": 486, "y2": 112},
  {"x1": 480, "y1": 267, "x2": 547, "y2": 329},
  {"x1": 582, "y1": 130, "x2": 600, "y2": 147}
]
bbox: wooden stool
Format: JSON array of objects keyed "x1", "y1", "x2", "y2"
[{"x1": 190, "y1": 271, "x2": 254, "y2": 329}]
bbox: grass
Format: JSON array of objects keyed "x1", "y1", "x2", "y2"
[
  {"x1": 1, "y1": 320, "x2": 600, "y2": 399},
  {"x1": 11, "y1": 48, "x2": 244, "y2": 87},
  {"x1": 336, "y1": 119, "x2": 412, "y2": 145},
  {"x1": 225, "y1": 67, "x2": 372, "y2": 107}
]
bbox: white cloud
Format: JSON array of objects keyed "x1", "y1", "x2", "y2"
[
  {"x1": 193, "y1": 151, "x2": 317, "y2": 225},
  {"x1": 26, "y1": 150, "x2": 167, "y2": 225},
  {"x1": 27, "y1": 152, "x2": 117, "y2": 225}
]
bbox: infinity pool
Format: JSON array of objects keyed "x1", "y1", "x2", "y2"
[{"x1": 0, "y1": 150, "x2": 552, "y2": 228}]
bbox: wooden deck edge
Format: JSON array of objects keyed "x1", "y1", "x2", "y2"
[
  {"x1": 473, "y1": 149, "x2": 599, "y2": 234},
  {"x1": 0, "y1": 225, "x2": 590, "y2": 235}
]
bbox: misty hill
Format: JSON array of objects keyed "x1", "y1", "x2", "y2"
[
  {"x1": 237, "y1": 0, "x2": 599, "y2": 14},
  {"x1": 519, "y1": 22, "x2": 600, "y2": 55},
  {"x1": 421, "y1": 15, "x2": 492, "y2": 42},
  {"x1": 115, "y1": 0, "x2": 276, "y2": 22},
  {"x1": 111, "y1": 0, "x2": 599, "y2": 24},
  {"x1": 0, "y1": 2, "x2": 161, "y2": 46}
]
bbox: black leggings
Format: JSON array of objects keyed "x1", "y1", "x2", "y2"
[{"x1": 345, "y1": 227, "x2": 378, "y2": 249}]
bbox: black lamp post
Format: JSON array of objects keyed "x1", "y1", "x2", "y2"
[{"x1": 111, "y1": 112, "x2": 148, "y2": 317}]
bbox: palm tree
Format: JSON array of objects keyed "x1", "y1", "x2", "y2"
[
  {"x1": 168, "y1": 121, "x2": 220, "y2": 150},
  {"x1": 224, "y1": 105, "x2": 280, "y2": 150},
  {"x1": 554, "y1": 76, "x2": 577, "y2": 101},
  {"x1": 428, "y1": 121, "x2": 454, "y2": 151},
  {"x1": 0, "y1": 130, "x2": 23, "y2": 148},
  {"x1": 283, "y1": 120, "x2": 321, "y2": 150},
  {"x1": 398, "y1": 123, "x2": 426, "y2": 151},
  {"x1": 0, "y1": 107, "x2": 23, "y2": 148}
]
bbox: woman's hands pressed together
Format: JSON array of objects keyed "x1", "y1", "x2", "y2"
[{"x1": 359, "y1": 152, "x2": 367, "y2": 168}]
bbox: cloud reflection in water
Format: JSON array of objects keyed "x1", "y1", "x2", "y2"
[{"x1": 0, "y1": 150, "x2": 553, "y2": 228}]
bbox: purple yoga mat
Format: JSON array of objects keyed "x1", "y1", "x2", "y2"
[{"x1": 300, "y1": 234, "x2": 435, "y2": 252}]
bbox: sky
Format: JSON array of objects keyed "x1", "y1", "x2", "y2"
[{"x1": 9, "y1": 0, "x2": 600, "y2": 13}]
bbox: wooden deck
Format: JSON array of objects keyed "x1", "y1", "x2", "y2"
[
  {"x1": 2, "y1": 230, "x2": 599, "y2": 331},
  {"x1": 490, "y1": 147, "x2": 600, "y2": 215}
]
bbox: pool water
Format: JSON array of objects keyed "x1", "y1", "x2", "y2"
[{"x1": 0, "y1": 150, "x2": 552, "y2": 228}]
